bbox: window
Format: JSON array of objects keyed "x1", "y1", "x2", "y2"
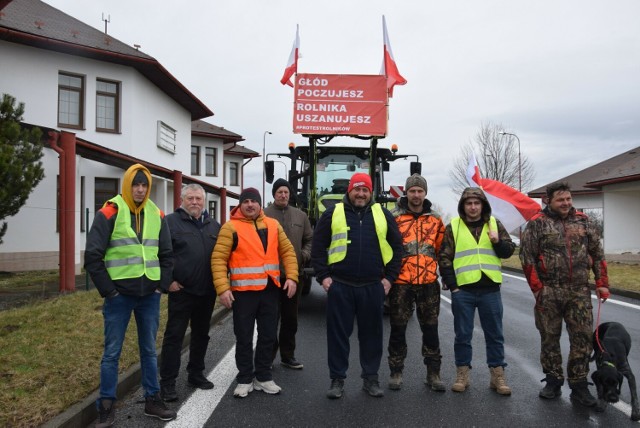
[
  {"x1": 157, "y1": 121, "x2": 177, "y2": 153},
  {"x1": 208, "y1": 200, "x2": 217, "y2": 221},
  {"x1": 58, "y1": 72, "x2": 84, "y2": 128},
  {"x1": 229, "y1": 161, "x2": 239, "y2": 186},
  {"x1": 205, "y1": 147, "x2": 217, "y2": 176},
  {"x1": 94, "y1": 178, "x2": 119, "y2": 217},
  {"x1": 191, "y1": 146, "x2": 201, "y2": 175},
  {"x1": 96, "y1": 79, "x2": 120, "y2": 132}
]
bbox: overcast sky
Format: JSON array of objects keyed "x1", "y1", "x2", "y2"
[{"x1": 45, "y1": 0, "x2": 640, "y2": 215}]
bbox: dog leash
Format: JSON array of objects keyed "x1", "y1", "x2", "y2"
[{"x1": 594, "y1": 296, "x2": 606, "y2": 354}]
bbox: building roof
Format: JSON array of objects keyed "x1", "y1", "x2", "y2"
[
  {"x1": 0, "y1": 0, "x2": 213, "y2": 120},
  {"x1": 192, "y1": 120, "x2": 244, "y2": 142},
  {"x1": 191, "y1": 120, "x2": 258, "y2": 159},
  {"x1": 528, "y1": 146, "x2": 640, "y2": 198},
  {"x1": 224, "y1": 142, "x2": 259, "y2": 159}
]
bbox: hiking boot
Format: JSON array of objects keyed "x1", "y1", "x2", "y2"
[
  {"x1": 281, "y1": 357, "x2": 304, "y2": 369},
  {"x1": 451, "y1": 366, "x2": 471, "y2": 392},
  {"x1": 426, "y1": 367, "x2": 446, "y2": 392},
  {"x1": 489, "y1": 366, "x2": 512, "y2": 396},
  {"x1": 326, "y1": 379, "x2": 345, "y2": 399},
  {"x1": 539, "y1": 375, "x2": 563, "y2": 399},
  {"x1": 188, "y1": 372, "x2": 214, "y2": 390},
  {"x1": 363, "y1": 378, "x2": 384, "y2": 397},
  {"x1": 144, "y1": 393, "x2": 177, "y2": 421},
  {"x1": 253, "y1": 379, "x2": 282, "y2": 394},
  {"x1": 233, "y1": 382, "x2": 254, "y2": 398},
  {"x1": 569, "y1": 380, "x2": 597, "y2": 407},
  {"x1": 389, "y1": 372, "x2": 403, "y2": 390},
  {"x1": 160, "y1": 383, "x2": 178, "y2": 402},
  {"x1": 95, "y1": 399, "x2": 115, "y2": 428}
]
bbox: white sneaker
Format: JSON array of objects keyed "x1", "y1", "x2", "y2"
[
  {"x1": 253, "y1": 379, "x2": 282, "y2": 394},
  {"x1": 233, "y1": 382, "x2": 254, "y2": 398}
]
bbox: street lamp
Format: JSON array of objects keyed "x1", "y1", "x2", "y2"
[
  {"x1": 499, "y1": 131, "x2": 521, "y2": 192},
  {"x1": 262, "y1": 131, "x2": 272, "y2": 201}
]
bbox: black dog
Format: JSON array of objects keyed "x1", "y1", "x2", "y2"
[{"x1": 591, "y1": 322, "x2": 639, "y2": 421}]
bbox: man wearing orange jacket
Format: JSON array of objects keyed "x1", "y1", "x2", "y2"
[
  {"x1": 387, "y1": 174, "x2": 446, "y2": 392},
  {"x1": 211, "y1": 188, "x2": 298, "y2": 398}
]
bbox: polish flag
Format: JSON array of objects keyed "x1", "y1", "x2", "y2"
[
  {"x1": 280, "y1": 25, "x2": 300, "y2": 87},
  {"x1": 381, "y1": 15, "x2": 407, "y2": 97},
  {"x1": 466, "y1": 154, "x2": 541, "y2": 233}
]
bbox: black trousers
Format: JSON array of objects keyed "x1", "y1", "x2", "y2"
[
  {"x1": 274, "y1": 275, "x2": 303, "y2": 361},
  {"x1": 233, "y1": 283, "x2": 279, "y2": 383},
  {"x1": 159, "y1": 291, "x2": 215, "y2": 385}
]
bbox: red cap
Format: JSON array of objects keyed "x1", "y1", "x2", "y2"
[{"x1": 347, "y1": 173, "x2": 372, "y2": 193}]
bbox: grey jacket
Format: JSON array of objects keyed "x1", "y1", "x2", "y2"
[{"x1": 264, "y1": 203, "x2": 313, "y2": 274}]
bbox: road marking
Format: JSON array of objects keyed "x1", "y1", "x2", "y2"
[
  {"x1": 165, "y1": 326, "x2": 257, "y2": 427},
  {"x1": 502, "y1": 272, "x2": 640, "y2": 310},
  {"x1": 591, "y1": 294, "x2": 640, "y2": 310}
]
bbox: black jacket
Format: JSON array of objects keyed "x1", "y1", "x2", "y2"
[
  {"x1": 165, "y1": 208, "x2": 220, "y2": 297},
  {"x1": 311, "y1": 195, "x2": 402, "y2": 286}
]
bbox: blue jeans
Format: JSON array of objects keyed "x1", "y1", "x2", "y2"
[
  {"x1": 99, "y1": 292, "x2": 161, "y2": 403},
  {"x1": 451, "y1": 289, "x2": 506, "y2": 368}
]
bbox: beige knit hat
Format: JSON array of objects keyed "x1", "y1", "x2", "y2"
[{"x1": 405, "y1": 173, "x2": 427, "y2": 194}]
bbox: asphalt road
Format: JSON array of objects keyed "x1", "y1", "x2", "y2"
[{"x1": 95, "y1": 272, "x2": 640, "y2": 427}]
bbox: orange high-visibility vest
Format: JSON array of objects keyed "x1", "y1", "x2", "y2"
[{"x1": 228, "y1": 217, "x2": 281, "y2": 291}]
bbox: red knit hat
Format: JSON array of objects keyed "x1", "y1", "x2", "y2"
[{"x1": 347, "y1": 173, "x2": 372, "y2": 193}]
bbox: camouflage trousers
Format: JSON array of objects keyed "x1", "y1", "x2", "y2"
[
  {"x1": 534, "y1": 285, "x2": 593, "y2": 382},
  {"x1": 387, "y1": 282, "x2": 441, "y2": 373}
]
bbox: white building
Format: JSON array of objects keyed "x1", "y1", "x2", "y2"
[{"x1": 0, "y1": 0, "x2": 257, "y2": 277}]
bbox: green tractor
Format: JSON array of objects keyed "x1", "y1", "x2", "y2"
[{"x1": 265, "y1": 134, "x2": 421, "y2": 295}]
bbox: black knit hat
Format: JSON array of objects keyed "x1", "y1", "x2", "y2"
[
  {"x1": 239, "y1": 187, "x2": 262, "y2": 206},
  {"x1": 133, "y1": 170, "x2": 149, "y2": 186},
  {"x1": 272, "y1": 178, "x2": 291, "y2": 197}
]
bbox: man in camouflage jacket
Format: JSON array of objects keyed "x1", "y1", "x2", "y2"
[
  {"x1": 387, "y1": 174, "x2": 446, "y2": 392},
  {"x1": 520, "y1": 181, "x2": 609, "y2": 407}
]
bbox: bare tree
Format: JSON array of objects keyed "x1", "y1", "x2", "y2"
[
  {"x1": 449, "y1": 122, "x2": 535, "y2": 196},
  {"x1": 431, "y1": 202, "x2": 452, "y2": 226}
]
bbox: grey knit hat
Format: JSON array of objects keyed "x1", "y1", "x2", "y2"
[{"x1": 405, "y1": 173, "x2": 427, "y2": 194}]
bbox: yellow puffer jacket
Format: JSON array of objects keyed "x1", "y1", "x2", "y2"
[{"x1": 211, "y1": 206, "x2": 299, "y2": 296}]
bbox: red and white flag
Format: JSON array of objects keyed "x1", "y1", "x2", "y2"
[
  {"x1": 380, "y1": 15, "x2": 407, "y2": 97},
  {"x1": 466, "y1": 153, "x2": 541, "y2": 233},
  {"x1": 280, "y1": 25, "x2": 300, "y2": 87}
]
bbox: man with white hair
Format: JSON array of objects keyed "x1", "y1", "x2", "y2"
[{"x1": 160, "y1": 183, "x2": 220, "y2": 402}]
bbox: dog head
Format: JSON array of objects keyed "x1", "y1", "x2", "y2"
[{"x1": 592, "y1": 361, "x2": 624, "y2": 403}]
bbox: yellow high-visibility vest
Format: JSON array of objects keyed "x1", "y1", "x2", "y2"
[
  {"x1": 328, "y1": 203, "x2": 393, "y2": 265},
  {"x1": 104, "y1": 195, "x2": 161, "y2": 281},
  {"x1": 451, "y1": 216, "x2": 502, "y2": 286}
]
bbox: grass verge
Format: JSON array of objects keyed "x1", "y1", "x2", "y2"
[{"x1": 0, "y1": 290, "x2": 169, "y2": 427}]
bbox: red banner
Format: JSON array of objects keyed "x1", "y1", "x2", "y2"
[{"x1": 293, "y1": 74, "x2": 388, "y2": 136}]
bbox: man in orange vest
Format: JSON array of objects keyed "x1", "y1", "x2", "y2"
[{"x1": 212, "y1": 188, "x2": 299, "y2": 398}]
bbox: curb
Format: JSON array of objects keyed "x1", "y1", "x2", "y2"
[
  {"x1": 43, "y1": 305, "x2": 231, "y2": 428},
  {"x1": 502, "y1": 266, "x2": 640, "y2": 300}
]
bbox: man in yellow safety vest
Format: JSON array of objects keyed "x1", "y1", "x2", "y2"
[
  {"x1": 85, "y1": 163, "x2": 176, "y2": 426},
  {"x1": 311, "y1": 172, "x2": 402, "y2": 399},
  {"x1": 438, "y1": 187, "x2": 515, "y2": 396}
]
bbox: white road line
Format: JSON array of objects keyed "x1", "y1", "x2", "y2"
[
  {"x1": 610, "y1": 400, "x2": 638, "y2": 422},
  {"x1": 166, "y1": 327, "x2": 257, "y2": 427},
  {"x1": 165, "y1": 346, "x2": 237, "y2": 428},
  {"x1": 591, "y1": 294, "x2": 640, "y2": 310},
  {"x1": 503, "y1": 272, "x2": 640, "y2": 310}
]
